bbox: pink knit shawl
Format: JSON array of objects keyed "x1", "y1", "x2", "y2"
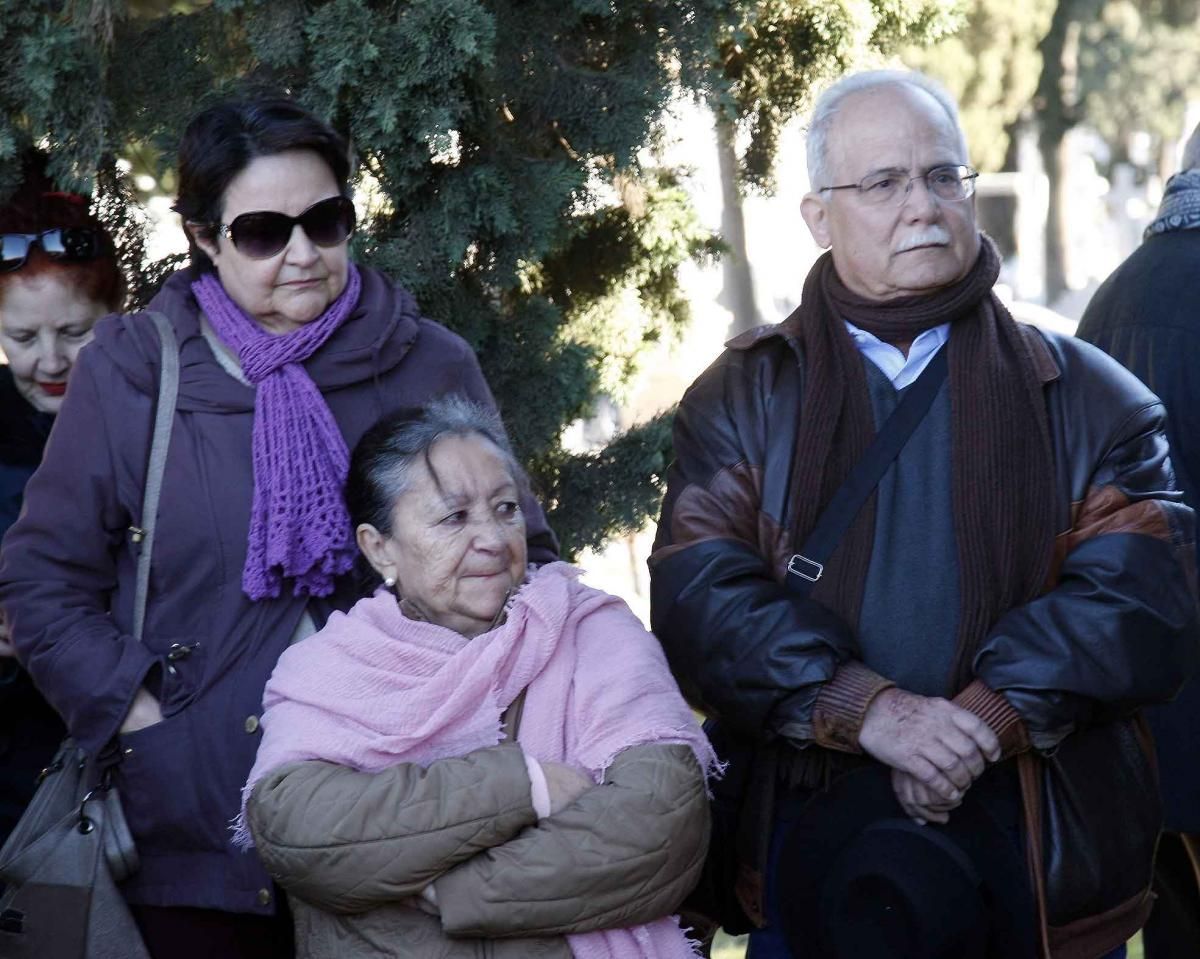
[{"x1": 239, "y1": 563, "x2": 713, "y2": 959}]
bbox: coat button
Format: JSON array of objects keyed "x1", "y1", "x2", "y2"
[
  {"x1": 257, "y1": 888, "x2": 271, "y2": 906},
  {"x1": 244, "y1": 715, "x2": 260, "y2": 734}
]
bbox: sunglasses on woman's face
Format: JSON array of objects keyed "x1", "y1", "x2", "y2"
[
  {"x1": 0, "y1": 228, "x2": 109, "y2": 272},
  {"x1": 215, "y1": 195, "x2": 356, "y2": 260}
]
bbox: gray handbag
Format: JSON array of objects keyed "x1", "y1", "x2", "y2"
[{"x1": 0, "y1": 311, "x2": 180, "y2": 959}]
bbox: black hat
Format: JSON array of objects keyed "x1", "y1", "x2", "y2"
[{"x1": 777, "y1": 764, "x2": 1035, "y2": 959}]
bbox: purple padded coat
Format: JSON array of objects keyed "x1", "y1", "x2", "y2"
[{"x1": 0, "y1": 265, "x2": 556, "y2": 914}]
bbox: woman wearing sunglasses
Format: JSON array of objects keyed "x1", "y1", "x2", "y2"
[
  {"x1": 0, "y1": 98, "x2": 555, "y2": 959},
  {"x1": 0, "y1": 153, "x2": 123, "y2": 853}
]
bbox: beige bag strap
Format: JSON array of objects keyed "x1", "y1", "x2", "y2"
[{"x1": 130, "y1": 311, "x2": 180, "y2": 641}]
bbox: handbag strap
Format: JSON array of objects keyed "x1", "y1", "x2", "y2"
[
  {"x1": 785, "y1": 346, "x2": 949, "y2": 598},
  {"x1": 501, "y1": 687, "x2": 528, "y2": 744},
  {"x1": 1017, "y1": 752, "x2": 1053, "y2": 959},
  {"x1": 130, "y1": 311, "x2": 180, "y2": 642}
]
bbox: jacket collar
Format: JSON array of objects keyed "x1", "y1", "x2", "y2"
[
  {"x1": 1020, "y1": 324, "x2": 1062, "y2": 384},
  {"x1": 91, "y1": 265, "x2": 422, "y2": 412},
  {"x1": 726, "y1": 317, "x2": 1063, "y2": 386}
]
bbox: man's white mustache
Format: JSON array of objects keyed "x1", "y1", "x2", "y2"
[{"x1": 895, "y1": 226, "x2": 952, "y2": 253}]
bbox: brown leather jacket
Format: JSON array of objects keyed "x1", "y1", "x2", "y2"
[
  {"x1": 247, "y1": 741, "x2": 708, "y2": 958},
  {"x1": 650, "y1": 321, "x2": 1198, "y2": 958}
]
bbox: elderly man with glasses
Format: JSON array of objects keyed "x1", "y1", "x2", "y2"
[{"x1": 649, "y1": 70, "x2": 1198, "y2": 959}]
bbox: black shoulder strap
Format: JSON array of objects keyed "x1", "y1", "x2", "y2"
[{"x1": 785, "y1": 346, "x2": 949, "y2": 598}]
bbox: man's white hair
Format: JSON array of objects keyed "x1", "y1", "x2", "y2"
[
  {"x1": 1181, "y1": 120, "x2": 1200, "y2": 171},
  {"x1": 805, "y1": 70, "x2": 969, "y2": 191}
]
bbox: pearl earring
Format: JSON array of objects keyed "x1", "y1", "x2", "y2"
[{"x1": 384, "y1": 576, "x2": 396, "y2": 589}]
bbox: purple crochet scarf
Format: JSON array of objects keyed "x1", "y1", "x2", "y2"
[{"x1": 192, "y1": 265, "x2": 362, "y2": 600}]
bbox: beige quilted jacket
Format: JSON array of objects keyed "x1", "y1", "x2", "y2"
[{"x1": 247, "y1": 740, "x2": 708, "y2": 958}]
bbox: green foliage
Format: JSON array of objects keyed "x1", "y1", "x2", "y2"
[
  {"x1": 1076, "y1": 1, "x2": 1200, "y2": 161},
  {"x1": 902, "y1": 0, "x2": 1055, "y2": 172},
  {"x1": 904, "y1": 0, "x2": 1200, "y2": 174},
  {"x1": 924, "y1": 0, "x2": 1200, "y2": 303},
  {"x1": 91, "y1": 159, "x2": 187, "y2": 307},
  {"x1": 0, "y1": 0, "x2": 955, "y2": 559},
  {"x1": 540, "y1": 170, "x2": 722, "y2": 398},
  {"x1": 0, "y1": 2, "x2": 108, "y2": 193},
  {"x1": 712, "y1": 0, "x2": 961, "y2": 189},
  {"x1": 546, "y1": 412, "x2": 676, "y2": 559}
]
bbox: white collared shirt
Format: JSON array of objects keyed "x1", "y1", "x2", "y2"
[{"x1": 844, "y1": 321, "x2": 950, "y2": 389}]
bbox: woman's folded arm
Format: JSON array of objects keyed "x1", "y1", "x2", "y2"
[
  {"x1": 434, "y1": 742, "x2": 709, "y2": 939},
  {"x1": 247, "y1": 742, "x2": 538, "y2": 913}
]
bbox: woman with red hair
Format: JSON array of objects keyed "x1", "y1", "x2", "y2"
[{"x1": 0, "y1": 153, "x2": 123, "y2": 845}]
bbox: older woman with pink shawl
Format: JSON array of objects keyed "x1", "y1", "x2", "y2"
[{"x1": 239, "y1": 397, "x2": 715, "y2": 959}]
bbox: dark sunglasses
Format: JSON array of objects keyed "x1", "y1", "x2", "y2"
[
  {"x1": 0, "y1": 228, "x2": 109, "y2": 273},
  {"x1": 214, "y1": 195, "x2": 356, "y2": 260}
]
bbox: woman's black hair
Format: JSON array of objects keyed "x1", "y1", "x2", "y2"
[
  {"x1": 173, "y1": 96, "x2": 352, "y2": 272},
  {"x1": 346, "y1": 396, "x2": 526, "y2": 538}
]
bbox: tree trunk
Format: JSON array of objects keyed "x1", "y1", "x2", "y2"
[
  {"x1": 1041, "y1": 134, "x2": 1070, "y2": 303},
  {"x1": 715, "y1": 114, "x2": 760, "y2": 337},
  {"x1": 1036, "y1": 2, "x2": 1074, "y2": 303},
  {"x1": 1036, "y1": 0, "x2": 1106, "y2": 304}
]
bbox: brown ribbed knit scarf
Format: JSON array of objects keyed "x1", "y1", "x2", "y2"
[{"x1": 787, "y1": 235, "x2": 1055, "y2": 691}]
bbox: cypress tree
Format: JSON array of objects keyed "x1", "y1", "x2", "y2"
[{"x1": 0, "y1": 0, "x2": 956, "y2": 556}]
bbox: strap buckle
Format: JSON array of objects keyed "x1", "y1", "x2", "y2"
[{"x1": 787, "y1": 554, "x2": 824, "y2": 583}]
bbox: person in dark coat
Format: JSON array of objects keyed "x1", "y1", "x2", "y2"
[
  {"x1": 649, "y1": 69, "x2": 1197, "y2": 959},
  {"x1": 0, "y1": 98, "x2": 557, "y2": 959},
  {"x1": 0, "y1": 154, "x2": 125, "y2": 847},
  {"x1": 1077, "y1": 121, "x2": 1200, "y2": 959}
]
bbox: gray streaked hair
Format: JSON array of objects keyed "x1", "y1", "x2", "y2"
[
  {"x1": 806, "y1": 69, "x2": 969, "y2": 191},
  {"x1": 346, "y1": 395, "x2": 525, "y2": 534},
  {"x1": 1182, "y1": 121, "x2": 1200, "y2": 171}
]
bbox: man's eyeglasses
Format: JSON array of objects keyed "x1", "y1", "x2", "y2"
[
  {"x1": 0, "y1": 229, "x2": 110, "y2": 273},
  {"x1": 819, "y1": 165, "x2": 979, "y2": 207},
  {"x1": 212, "y1": 195, "x2": 356, "y2": 260}
]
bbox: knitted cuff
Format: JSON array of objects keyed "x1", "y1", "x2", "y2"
[
  {"x1": 953, "y1": 679, "x2": 1030, "y2": 759},
  {"x1": 813, "y1": 661, "x2": 896, "y2": 754}
]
